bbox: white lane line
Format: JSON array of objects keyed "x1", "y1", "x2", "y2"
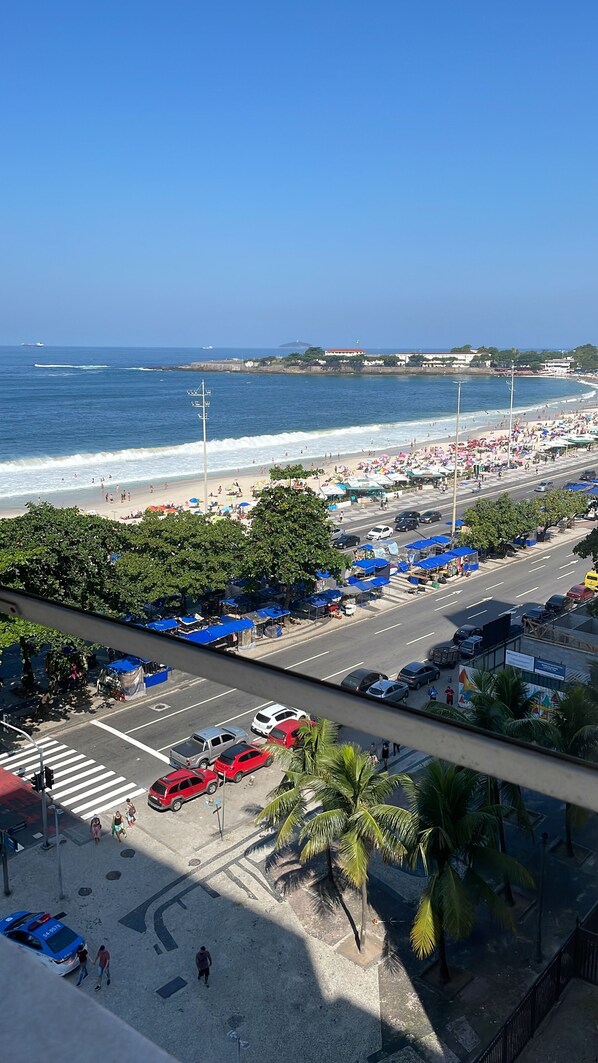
[
  {"x1": 52, "y1": 770, "x2": 115, "y2": 799},
  {"x1": 0, "y1": 744, "x2": 68, "y2": 768},
  {"x1": 62, "y1": 777, "x2": 127, "y2": 808},
  {"x1": 435, "y1": 593, "x2": 460, "y2": 602},
  {"x1": 187, "y1": 678, "x2": 207, "y2": 687},
  {"x1": 559, "y1": 562, "x2": 577, "y2": 570},
  {"x1": 126, "y1": 690, "x2": 236, "y2": 733},
  {"x1": 39, "y1": 749, "x2": 85, "y2": 768},
  {"x1": 528, "y1": 564, "x2": 546, "y2": 571},
  {"x1": 156, "y1": 700, "x2": 275, "y2": 752},
  {"x1": 468, "y1": 598, "x2": 491, "y2": 608},
  {"x1": 405, "y1": 631, "x2": 435, "y2": 646},
  {"x1": 499, "y1": 608, "x2": 518, "y2": 616},
  {"x1": 374, "y1": 622, "x2": 403, "y2": 634},
  {"x1": 467, "y1": 610, "x2": 487, "y2": 618},
  {"x1": 515, "y1": 587, "x2": 538, "y2": 598},
  {"x1": 556, "y1": 574, "x2": 569, "y2": 580},
  {"x1": 530, "y1": 557, "x2": 547, "y2": 565},
  {"x1": 323, "y1": 663, "x2": 364, "y2": 680},
  {"x1": 52, "y1": 759, "x2": 94, "y2": 779},
  {"x1": 80, "y1": 786, "x2": 146, "y2": 820},
  {"x1": 90, "y1": 720, "x2": 169, "y2": 763},
  {"x1": 486, "y1": 582, "x2": 504, "y2": 590},
  {"x1": 289, "y1": 651, "x2": 330, "y2": 668}
]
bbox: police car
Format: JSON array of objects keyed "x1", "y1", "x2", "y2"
[{"x1": 0, "y1": 910, "x2": 85, "y2": 975}]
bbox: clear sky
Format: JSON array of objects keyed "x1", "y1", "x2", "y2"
[{"x1": 1, "y1": 1, "x2": 597, "y2": 348}]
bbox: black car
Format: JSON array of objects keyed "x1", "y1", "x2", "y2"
[
  {"x1": 419, "y1": 510, "x2": 442, "y2": 524},
  {"x1": 397, "y1": 661, "x2": 441, "y2": 689},
  {"x1": 452, "y1": 624, "x2": 483, "y2": 645},
  {"x1": 394, "y1": 516, "x2": 419, "y2": 532},
  {"x1": 580, "y1": 469, "x2": 597, "y2": 481},
  {"x1": 333, "y1": 533, "x2": 360, "y2": 549},
  {"x1": 341, "y1": 668, "x2": 388, "y2": 694},
  {"x1": 522, "y1": 606, "x2": 550, "y2": 626},
  {"x1": 395, "y1": 510, "x2": 420, "y2": 522},
  {"x1": 544, "y1": 594, "x2": 569, "y2": 615}
]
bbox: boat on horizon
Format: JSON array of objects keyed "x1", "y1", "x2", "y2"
[
  {"x1": 201, "y1": 345, "x2": 214, "y2": 350},
  {"x1": 21, "y1": 341, "x2": 44, "y2": 347}
]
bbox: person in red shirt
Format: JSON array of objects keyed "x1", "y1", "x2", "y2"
[
  {"x1": 445, "y1": 685, "x2": 455, "y2": 706},
  {"x1": 94, "y1": 945, "x2": 111, "y2": 990}
]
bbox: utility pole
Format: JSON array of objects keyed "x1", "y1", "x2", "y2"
[
  {"x1": 49, "y1": 805, "x2": 65, "y2": 900},
  {"x1": 451, "y1": 381, "x2": 462, "y2": 538},
  {"x1": 0, "y1": 720, "x2": 49, "y2": 848},
  {"x1": 506, "y1": 363, "x2": 515, "y2": 471},
  {"x1": 188, "y1": 382, "x2": 211, "y2": 515}
]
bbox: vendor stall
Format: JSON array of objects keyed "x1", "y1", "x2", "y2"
[
  {"x1": 182, "y1": 616, "x2": 254, "y2": 651},
  {"x1": 97, "y1": 655, "x2": 171, "y2": 699},
  {"x1": 244, "y1": 604, "x2": 290, "y2": 638}
]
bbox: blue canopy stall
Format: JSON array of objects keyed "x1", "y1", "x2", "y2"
[
  {"x1": 243, "y1": 604, "x2": 290, "y2": 639},
  {"x1": 146, "y1": 618, "x2": 179, "y2": 633},
  {"x1": 99, "y1": 654, "x2": 172, "y2": 698},
  {"x1": 182, "y1": 616, "x2": 254, "y2": 651}
]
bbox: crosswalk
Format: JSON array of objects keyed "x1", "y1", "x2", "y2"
[{"x1": 0, "y1": 737, "x2": 146, "y2": 820}]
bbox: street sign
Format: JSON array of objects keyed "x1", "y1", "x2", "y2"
[{"x1": 3, "y1": 835, "x2": 24, "y2": 853}]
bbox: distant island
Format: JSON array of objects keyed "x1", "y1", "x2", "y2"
[
  {"x1": 156, "y1": 342, "x2": 598, "y2": 377},
  {"x1": 279, "y1": 340, "x2": 312, "y2": 348}
]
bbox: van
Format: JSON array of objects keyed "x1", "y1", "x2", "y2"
[{"x1": 584, "y1": 570, "x2": 598, "y2": 591}]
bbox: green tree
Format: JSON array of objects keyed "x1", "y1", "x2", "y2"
[
  {"x1": 573, "y1": 523, "x2": 598, "y2": 566},
  {"x1": 393, "y1": 761, "x2": 534, "y2": 982},
  {"x1": 549, "y1": 680, "x2": 598, "y2": 857},
  {"x1": 407, "y1": 354, "x2": 426, "y2": 367},
  {"x1": 450, "y1": 345, "x2": 472, "y2": 353},
  {"x1": 269, "y1": 464, "x2": 318, "y2": 484},
  {"x1": 242, "y1": 486, "x2": 346, "y2": 608},
  {"x1": 461, "y1": 495, "x2": 539, "y2": 555},
  {"x1": 298, "y1": 743, "x2": 406, "y2": 949},
  {"x1": 115, "y1": 511, "x2": 247, "y2": 614},
  {"x1": 538, "y1": 489, "x2": 587, "y2": 537}
]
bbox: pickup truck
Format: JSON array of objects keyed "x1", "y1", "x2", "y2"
[{"x1": 169, "y1": 724, "x2": 248, "y2": 770}]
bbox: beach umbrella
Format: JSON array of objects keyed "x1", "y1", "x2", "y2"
[
  {"x1": 188, "y1": 497, "x2": 199, "y2": 505},
  {"x1": 239, "y1": 501, "x2": 251, "y2": 507},
  {"x1": 446, "y1": 519, "x2": 464, "y2": 528}
]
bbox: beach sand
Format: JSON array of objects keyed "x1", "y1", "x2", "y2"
[{"x1": 2, "y1": 389, "x2": 597, "y2": 522}]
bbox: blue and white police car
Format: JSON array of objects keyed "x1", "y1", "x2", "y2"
[{"x1": 0, "y1": 910, "x2": 85, "y2": 975}]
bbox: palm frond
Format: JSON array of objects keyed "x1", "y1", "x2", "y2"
[
  {"x1": 438, "y1": 865, "x2": 476, "y2": 940},
  {"x1": 410, "y1": 881, "x2": 438, "y2": 958}
]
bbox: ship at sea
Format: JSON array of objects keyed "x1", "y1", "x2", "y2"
[{"x1": 21, "y1": 342, "x2": 44, "y2": 347}]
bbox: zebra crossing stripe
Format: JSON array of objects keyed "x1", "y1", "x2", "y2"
[
  {"x1": 61, "y1": 776, "x2": 127, "y2": 808},
  {"x1": 79, "y1": 786, "x2": 146, "y2": 819},
  {"x1": 52, "y1": 770, "x2": 116, "y2": 800}
]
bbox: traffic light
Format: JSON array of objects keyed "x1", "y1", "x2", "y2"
[
  {"x1": 31, "y1": 772, "x2": 42, "y2": 792},
  {"x1": 44, "y1": 766, "x2": 55, "y2": 789}
]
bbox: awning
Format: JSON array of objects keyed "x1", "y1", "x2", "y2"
[
  {"x1": 347, "y1": 576, "x2": 390, "y2": 590},
  {"x1": 447, "y1": 546, "x2": 477, "y2": 559},
  {"x1": 404, "y1": 535, "x2": 452, "y2": 551},
  {"x1": 146, "y1": 618, "x2": 179, "y2": 632},
  {"x1": 182, "y1": 617, "x2": 253, "y2": 645},
  {"x1": 353, "y1": 558, "x2": 389, "y2": 573},
  {"x1": 110, "y1": 657, "x2": 144, "y2": 673},
  {"x1": 320, "y1": 485, "x2": 346, "y2": 497}
]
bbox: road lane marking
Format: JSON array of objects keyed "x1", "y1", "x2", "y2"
[
  {"x1": 90, "y1": 720, "x2": 169, "y2": 763},
  {"x1": 499, "y1": 609, "x2": 518, "y2": 616},
  {"x1": 468, "y1": 598, "x2": 491, "y2": 608},
  {"x1": 559, "y1": 562, "x2": 577, "y2": 569},
  {"x1": 528, "y1": 564, "x2": 546, "y2": 571},
  {"x1": 323, "y1": 663, "x2": 364, "y2": 680},
  {"x1": 515, "y1": 587, "x2": 538, "y2": 598},
  {"x1": 405, "y1": 631, "x2": 435, "y2": 646},
  {"x1": 0, "y1": 744, "x2": 68, "y2": 767},
  {"x1": 78, "y1": 786, "x2": 147, "y2": 819},
  {"x1": 435, "y1": 592, "x2": 461, "y2": 602},
  {"x1": 530, "y1": 557, "x2": 547, "y2": 565},
  {"x1": 556, "y1": 574, "x2": 569, "y2": 580},
  {"x1": 289, "y1": 651, "x2": 330, "y2": 668},
  {"x1": 485, "y1": 582, "x2": 504, "y2": 590},
  {"x1": 125, "y1": 690, "x2": 236, "y2": 733},
  {"x1": 374, "y1": 622, "x2": 403, "y2": 634},
  {"x1": 52, "y1": 765, "x2": 110, "y2": 791},
  {"x1": 467, "y1": 610, "x2": 487, "y2": 618},
  {"x1": 55, "y1": 771, "x2": 117, "y2": 801}
]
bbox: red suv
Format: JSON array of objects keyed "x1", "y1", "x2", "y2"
[
  {"x1": 214, "y1": 742, "x2": 273, "y2": 783},
  {"x1": 269, "y1": 718, "x2": 314, "y2": 748},
  {"x1": 148, "y1": 767, "x2": 218, "y2": 812}
]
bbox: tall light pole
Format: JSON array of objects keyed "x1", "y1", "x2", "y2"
[
  {"x1": 0, "y1": 720, "x2": 49, "y2": 848},
  {"x1": 506, "y1": 363, "x2": 515, "y2": 471},
  {"x1": 188, "y1": 382, "x2": 211, "y2": 514},
  {"x1": 451, "y1": 381, "x2": 462, "y2": 538},
  {"x1": 49, "y1": 804, "x2": 65, "y2": 900}
]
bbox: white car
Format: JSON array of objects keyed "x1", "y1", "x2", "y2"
[
  {"x1": 366, "y1": 524, "x2": 392, "y2": 541},
  {"x1": 534, "y1": 480, "x2": 554, "y2": 493},
  {"x1": 251, "y1": 703, "x2": 310, "y2": 737}
]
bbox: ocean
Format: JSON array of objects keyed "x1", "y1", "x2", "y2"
[{"x1": 0, "y1": 346, "x2": 591, "y2": 507}]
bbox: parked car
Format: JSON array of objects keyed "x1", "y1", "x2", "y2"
[
  {"x1": 397, "y1": 661, "x2": 441, "y2": 689},
  {"x1": 214, "y1": 742, "x2": 273, "y2": 783},
  {"x1": 452, "y1": 624, "x2": 483, "y2": 645},
  {"x1": 395, "y1": 510, "x2": 420, "y2": 522},
  {"x1": 459, "y1": 635, "x2": 484, "y2": 659},
  {"x1": 365, "y1": 679, "x2": 410, "y2": 704},
  {"x1": 566, "y1": 584, "x2": 594, "y2": 603},
  {"x1": 534, "y1": 480, "x2": 554, "y2": 493},
  {"x1": 544, "y1": 593, "x2": 570, "y2": 615},
  {"x1": 419, "y1": 510, "x2": 442, "y2": 524},
  {"x1": 522, "y1": 606, "x2": 550, "y2": 626},
  {"x1": 580, "y1": 469, "x2": 597, "y2": 481},
  {"x1": 251, "y1": 703, "x2": 309, "y2": 738},
  {"x1": 169, "y1": 724, "x2": 248, "y2": 769},
  {"x1": 341, "y1": 667, "x2": 388, "y2": 694},
  {"x1": 333, "y1": 533, "x2": 360, "y2": 549},
  {"x1": 0, "y1": 911, "x2": 85, "y2": 976},
  {"x1": 268, "y1": 718, "x2": 315, "y2": 748},
  {"x1": 148, "y1": 767, "x2": 219, "y2": 812},
  {"x1": 394, "y1": 516, "x2": 419, "y2": 532},
  {"x1": 584, "y1": 570, "x2": 598, "y2": 591},
  {"x1": 366, "y1": 524, "x2": 393, "y2": 541}
]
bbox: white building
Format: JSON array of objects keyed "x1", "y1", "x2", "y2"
[
  {"x1": 324, "y1": 348, "x2": 365, "y2": 357},
  {"x1": 542, "y1": 358, "x2": 574, "y2": 375}
]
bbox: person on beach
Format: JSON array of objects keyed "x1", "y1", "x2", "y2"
[
  {"x1": 90, "y1": 814, "x2": 102, "y2": 844},
  {"x1": 111, "y1": 810, "x2": 126, "y2": 842}
]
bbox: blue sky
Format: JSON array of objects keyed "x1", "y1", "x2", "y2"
[{"x1": 1, "y1": 1, "x2": 597, "y2": 347}]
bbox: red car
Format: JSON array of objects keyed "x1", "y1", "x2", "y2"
[
  {"x1": 214, "y1": 742, "x2": 273, "y2": 783},
  {"x1": 268, "y1": 718, "x2": 314, "y2": 749},
  {"x1": 566, "y1": 584, "x2": 594, "y2": 604},
  {"x1": 147, "y1": 767, "x2": 219, "y2": 812}
]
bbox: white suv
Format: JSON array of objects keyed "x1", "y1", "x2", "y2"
[{"x1": 251, "y1": 703, "x2": 309, "y2": 738}]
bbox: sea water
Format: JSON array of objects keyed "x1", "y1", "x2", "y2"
[{"x1": 0, "y1": 346, "x2": 590, "y2": 505}]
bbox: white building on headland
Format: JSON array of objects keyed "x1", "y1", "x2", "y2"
[
  {"x1": 541, "y1": 358, "x2": 574, "y2": 375},
  {"x1": 324, "y1": 348, "x2": 366, "y2": 357}
]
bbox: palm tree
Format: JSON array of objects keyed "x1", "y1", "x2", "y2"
[
  {"x1": 549, "y1": 681, "x2": 598, "y2": 857},
  {"x1": 392, "y1": 761, "x2": 534, "y2": 983},
  {"x1": 298, "y1": 742, "x2": 406, "y2": 949},
  {"x1": 429, "y1": 667, "x2": 552, "y2": 905}
]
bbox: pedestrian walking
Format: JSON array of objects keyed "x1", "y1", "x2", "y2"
[
  {"x1": 111, "y1": 810, "x2": 126, "y2": 842},
  {"x1": 428, "y1": 686, "x2": 438, "y2": 701},
  {"x1": 392, "y1": 741, "x2": 401, "y2": 756},
  {"x1": 381, "y1": 741, "x2": 389, "y2": 770},
  {"x1": 445, "y1": 685, "x2": 455, "y2": 706},
  {"x1": 369, "y1": 742, "x2": 378, "y2": 767},
  {"x1": 125, "y1": 798, "x2": 137, "y2": 828},
  {"x1": 94, "y1": 945, "x2": 111, "y2": 990},
  {"x1": 195, "y1": 945, "x2": 212, "y2": 986},
  {"x1": 76, "y1": 944, "x2": 89, "y2": 986},
  {"x1": 90, "y1": 814, "x2": 101, "y2": 844}
]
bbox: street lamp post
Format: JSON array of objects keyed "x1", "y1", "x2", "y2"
[
  {"x1": 0, "y1": 719, "x2": 49, "y2": 848},
  {"x1": 188, "y1": 382, "x2": 211, "y2": 515},
  {"x1": 49, "y1": 804, "x2": 65, "y2": 900},
  {"x1": 451, "y1": 382, "x2": 462, "y2": 538},
  {"x1": 535, "y1": 831, "x2": 549, "y2": 963},
  {"x1": 506, "y1": 363, "x2": 515, "y2": 471}
]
